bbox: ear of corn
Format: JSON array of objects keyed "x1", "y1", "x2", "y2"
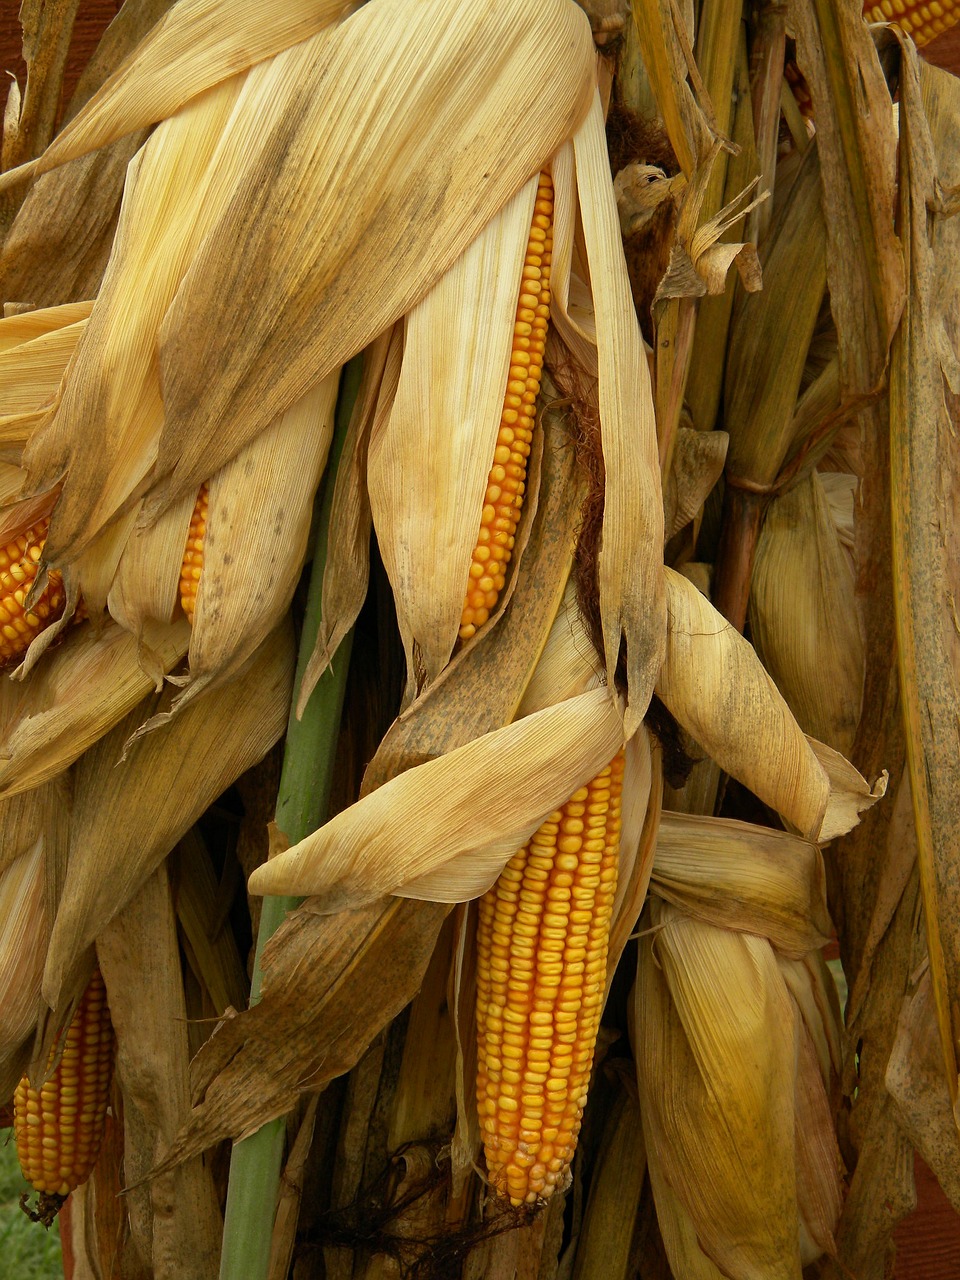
[
  {"x1": 459, "y1": 171, "x2": 553, "y2": 643},
  {"x1": 863, "y1": 0, "x2": 959, "y2": 47},
  {"x1": 179, "y1": 483, "x2": 208, "y2": 625},
  {"x1": 0, "y1": 519, "x2": 67, "y2": 665},
  {"x1": 475, "y1": 750, "x2": 624, "y2": 1205},
  {"x1": 14, "y1": 968, "x2": 114, "y2": 1226}
]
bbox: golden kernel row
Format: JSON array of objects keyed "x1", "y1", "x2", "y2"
[{"x1": 179, "y1": 482, "x2": 209, "y2": 624}]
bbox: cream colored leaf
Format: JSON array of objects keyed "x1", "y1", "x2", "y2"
[
  {"x1": 805, "y1": 736, "x2": 886, "y2": 843},
  {"x1": 0, "y1": 0, "x2": 352, "y2": 193},
  {"x1": 574, "y1": 91, "x2": 664, "y2": 737},
  {"x1": 0, "y1": 618, "x2": 190, "y2": 799},
  {"x1": 0, "y1": 845, "x2": 46, "y2": 1062},
  {"x1": 651, "y1": 811, "x2": 832, "y2": 957},
  {"x1": 369, "y1": 177, "x2": 538, "y2": 688},
  {"x1": 248, "y1": 686, "x2": 625, "y2": 908},
  {"x1": 658, "y1": 566, "x2": 830, "y2": 838},
  {"x1": 43, "y1": 624, "x2": 293, "y2": 1005},
  {"x1": 144, "y1": 0, "x2": 595, "y2": 521}
]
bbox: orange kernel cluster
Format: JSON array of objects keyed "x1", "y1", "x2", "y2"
[
  {"x1": 0, "y1": 519, "x2": 67, "y2": 664},
  {"x1": 180, "y1": 483, "x2": 209, "y2": 624},
  {"x1": 863, "y1": 0, "x2": 957, "y2": 47},
  {"x1": 459, "y1": 170, "x2": 554, "y2": 641},
  {"x1": 15, "y1": 968, "x2": 114, "y2": 1209},
  {"x1": 476, "y1": 750, "x2": 625, "y2": 1206}
]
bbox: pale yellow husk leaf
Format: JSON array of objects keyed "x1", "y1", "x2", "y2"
[
  {"x1": 0, "y1": 303, "x2": 92, "y2": 352},
  {"x1": 573, "y1": 90, "x2": 665, "y2": 737},
  {"x1": 43, "y1": 624, "x2": 294, "y2": 1006},
  {"x1": 651, "y1": 811, "x2": 832, "y2": 957},
  {"x1": 23, "y1": 72, "x2": 246, "y2": 567},
  {"x1": 658, "y1": 566, "x2": 830, "y2": 838},
  {"x1": 368, "y1": 176, "x2": 538, "y2": 689},
  {"x1": 147, "y1": 0, "x2": 596, "y2": 519},
  {"x1": 0, "y1": 844, "x2": 46, "y2": 1062},
  {"x1": 0, "y1": 317, "x2": 87, "y2": 419},
  {"x1": 248, "y1": 686, "x2": 625, "y2": 909},
  {"x1": 164, "y1": 368, "x2": 340, "y2": 716},
  {"x1": 107, "y1": 489, "x2": 196, "y2": 642},
  {"x1": 0, "y1": 618, "x2": 190, "y2": 798},
  {"x1": 633, "y1": 902, "x2": 802, "y2": 1279},
  {"x1": 0, "y1": 0, "x2": 352, "y2": 193},
  {"x1": 749, "y1": 472, "x2": 864, "y2": 756}
]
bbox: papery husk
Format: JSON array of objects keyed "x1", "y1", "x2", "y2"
[
  {"x1": 360, "y1": 386, "x2": 583, "y2": 795},
  {"x1": 749, "y1": 472, "x2": 864, "y2": 756},
  {"x1": 3, "y1": 0, "x2": 81, "y2": 182},
  {"x1": 0, "y1": 618, "x2": 190, "y2": 799},
  {"x1": 23, "y1": 71, "x2": 247, "y2": 568},
  {"x1": 0, "y1": 0, "x2": 352, "y2": 193},
  {"x1": 97, "y1": 862, "x2": 223, "y2": 1280},
  {"x1": 633, "y1": 901, "x2": 803, "y2": 1279},
  {"x1": 0, "y1": 301, "x2": 92, "y2": 349},
  {"x1": 572, "y1": 91, "x2": 665, "y2": 736},
  {"x1": 146, "y1": 0, "x2": 596, "y2": 521},
  {"x1": 300, "y1": 326, "x2": 402, "y2": 708},
  {"x1": 0, "y1": 844, "x2": 46, "y2": 1093},
  {"x1": 792, "y1": 1009, "x2": 843, "y2": 1264},
  {"x1": 0, "y1": 316, "x2": 87, "y2": 432},
  {"x1": 249, "y1": 685, "x2": 625, "y2": 908},
  {"x1": 657, "y1": 566, "x2": 830, "y2": 838},
  {"x1": 106, "y1": 489, "x2": 196, "y2": 648},
  {"x1": 152, "y1": 367, "x2": 340, "y2": 721},
  {"x1": 172, "y1": 830, "x2": 247, "y2": 1018},
  {"x1": 663, "y1": 425, "x2": 728, "y2": 541},
  {"x1": 368, "y1": 175, "x2": 539, "y2": 689},
  {"x1": 651, "y1": 811, "x2": 832, "y2": 957},
  {"x1": 42, "y1": 622, "x2": 294, "y2": 1006}
]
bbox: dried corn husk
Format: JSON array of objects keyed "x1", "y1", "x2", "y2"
[
  {"x1": 749, "y1": 472, "x2": 864, "y2": 756},
  {"x1": 249, "y1": 685, "x2": 625, "y2": 909},
  {"x1": 633, "y1": 901, "x2": 803, "y2": 1279},
  {"x1": 651, "y1": 811, "x2": 832, "y2": 957},
  {"x1": 0, "y1": 618, "x2": 190, "y2": 798},
  {"x1": 0, "y1": 844, "x2": 46, "y2": 1084},
  {"x1": 42, "y1": 623, "x2": 294, "y2": 1005}
]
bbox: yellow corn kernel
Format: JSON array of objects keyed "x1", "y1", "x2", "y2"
[
  {"x1": 476, "y1": 751, "x2": 625, "y2": 1206},
  {"x1": 0, "y1": 518, "x2": 68, "y2": 664},
  {"x1": 458, "y1": 171, "x2": 553, "y2": 642},
  {"x1": 863, "y1": 0, "x2": 957, "y2": 45},
  {"x1": 14, "y1": 969, "x2": 114, "y2": 1225},
  {"x1": 179, "y1": 482, "x2": 209, "y2": 624}
]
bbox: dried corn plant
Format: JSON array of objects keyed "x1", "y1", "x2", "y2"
[{"x1": 0, "y1": 1, "x2": 958, "y2": 1278}]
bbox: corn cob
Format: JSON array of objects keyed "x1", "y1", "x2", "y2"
[
  {"x1": 475, "y1": 750, "x2": 624, "y2": 1205},
  {"x1": 863, "y1": 0, "x2": 959, "y2": 46},
  {"x1": 179, "y1": 482, "x2": 209, "y2": 624},
  {"x1": 0, "y1": 519, "x2": 68, "y2": 664},
  {"x1": 458, "y1": 171, "x2": 553, "y2": 641},
  {"x1": 14, "y1": 968, "x2": 114, "y2": 1226}
]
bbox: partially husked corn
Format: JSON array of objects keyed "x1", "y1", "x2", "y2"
[
  {"x1": 476, "y1": 751, "x2": 625, "y2": 1205},
  {"x1": 14, "y1": 968, "x2": 114, "y2": 1219},
  {"x1": 863, "y1": 0, "x2": 959, "y2": 46},
  {"x1": 179, "y1": 482, "x2": 209, "y2": 624},
  {"x1": 459, "y1": 171, "x2": 553, "y2": 641},
  {"x1": 0, "y1": 519, "x2": 67, "y2": 663}
]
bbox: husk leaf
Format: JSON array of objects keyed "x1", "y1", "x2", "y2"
[
  {"x1": 0, "y1": 618, "x2": 190, "y2": 799},
  {"x1": 634, "y1": 902, "x2": 802, "y2": 1279},
  {"x1": 0, "y1": 0, "x2": 352, "y2": 193},
  {"x1": 147, "y1": 0, "x2": 596, "y2": 520},
  {"x1": 42, "y1": 623, "x2": 293, "y2": 1006},
  {"x1": 249, "y1": 685, "x2": 625, "y2": 908},
  {"x1": 657, "y1": 566, "x2": 830, "y2": 838},
  {"x1": 749, "y1": 472, "x2": 864, "y2": 756},
  {"x1": 651, "y1": 811, "x2": 832, "y2": 957},
  {"x1": 368, "y1": 175, "x2": 538, "y2": 688},
  {"x1": 0, "y1": 844, "x2": 46, "y2": 1072}
]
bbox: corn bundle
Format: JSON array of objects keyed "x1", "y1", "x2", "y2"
[{"x1": 0, "y1": 1, "x2": 958, "y2": 1278}]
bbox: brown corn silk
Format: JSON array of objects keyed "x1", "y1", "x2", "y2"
[
  {"x1": 459, "y1": 171, "x2": 553, "y2": 641},
  {"x1": 0, "y1": 518, "x2": 68, "y2": 663},
  {"x1": 179, "y1": 483, "x2": 208, "y2": 624},
  {"x1": 476, "y1": 751, "x2": 625, "y2": 1205},
  {"x1": 14, "y1": 968, "x2": 114, "y2": 1224}
]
